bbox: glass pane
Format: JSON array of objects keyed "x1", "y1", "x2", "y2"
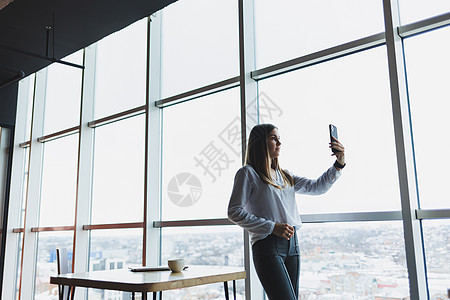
[
  {"x1": 162, "y1": 88, "x2": 241, "y2": 220},
  {"x1": 61, "y1": 50, "x2": 84, "y2": 65},
  {"x1": 299, "y1": 222, "x2": 408, "y2": 299},
  {"x1": 43, "y1": 50, "x2": 83, "y2": 134},
  {"x1": 11, "y1": 149, "x2": 29, "y2": 300},
  {"x1": 161, "y1": 0, "x2": 239, "y2": 98},
  {"x1": 403, "y1": 27, "x2": 450, "y2": 209},
  {"x1": 398, "y1": 0, "x2": 450, "y2": 25},
  {"x1": 161, "y1": 226, "x2": 245, "y2": 299},
  {"x1": 258, "y1": 47, "x2": 399, "y2": 213},
  {"x1": 0, "y1": 128, "x2": 11, "y2": 227},
  {"x1": 89, "y1": 229, "x2": 142, "y2": 300},
  {"x1": 39, "y1": 134, "x2": 79, "y2": 227},
  {"x1": 422, "y1": 219, "x2": 450, "y2": 298},
  {"x1": 91, "y1": 116, "x2": 145, "y2": 224},
  {"x1": 0, "y1": 128, "x2": 11, "y2": 288},
  {"x1": 94, "y1": 19, "x2": 147, "y2": 119},
  {"x1": 20, "y1": 148, "x2": 29, "y2": 228},
  {"x1": 254, "y1": 0, "x2": 384, "y2": 69},
  {"x1": 14, "y1": 233, "x2": 23, "y2": 300},
  {"x1": 34, "y1": 231, "x2": 73, "y2": 299},
  {"x1": 18, "y1": 73, "x2": 35, "y2": 142}
]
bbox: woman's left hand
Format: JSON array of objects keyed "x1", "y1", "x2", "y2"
[
  {"x1": 330, "y1": 138, "x2": 345, "y2": 166},
  {"x1": 273, "y1": 223, "x2": 295, "y2": 240}
]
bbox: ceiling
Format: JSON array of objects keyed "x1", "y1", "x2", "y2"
[{"x1": 0, "y1": 0, "x2": 177, "y2": 89}]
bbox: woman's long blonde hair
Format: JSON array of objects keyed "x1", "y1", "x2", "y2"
[{"x1": 245, "y1": 124, "x2": 294, "y2": 189}]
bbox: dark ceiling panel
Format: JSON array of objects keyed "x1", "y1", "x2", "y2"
[{"x1": 0, "y1": 0, "x2": 177, "y2": 89}]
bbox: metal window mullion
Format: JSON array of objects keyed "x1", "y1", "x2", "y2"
[
  {"x1": 87, "y1": 105, "x2": 146, "y2": 128},
  {"x1": 83, "y1": 222, "x2": 144, "y2": 230},
  {"x1": 301, "y1": 211, "x2": 403, "y2": 223},
  {"x1": 416, "y1": 209, "x2": 450, "y2": 220},
  {"x1": 19, "y1": 69, "x2": 47, "y2": 300},
  {"x1": 154, "y1": 76, "x2": 240, "y2": 108},
  {"x1": 249, "y1": 13, "x2": 450, "y2": 83},
  {"x1": 398, "y1": 11, "x2": 450, "y2": 38},
  {"x1": 238, "y1": 0, "x2": 262, "y2": 299},
  {"x1": 383, "y1": 0, "x2": 428, "y2": 299},
  {"x1": 251, "y1": 32, "x2": 386, "y2": 81},
  {"x1": 152, "y1": 211, "x2": 404, "y2": 228},
  {"x1": 154, "y1": 219, "x2": 233, "y2": 228},
  {"x1": 31, "y1": 226, "x2": 75, "y2": 232},
  {"x1": 18, "y1": 141, "x2": 30, "y2": 148},
  {"x1": 72, "y1": 46, "x2": 96, "y2": 300},
  {"x1": 146, "y1": 13, "x2": 162, "y2": 269},
  {"x1": 36, "y1": 125, "x2": 80, "y2": 143},
  {"x1": 1, "y1": 76, "x2": 33, "y2": 300}
]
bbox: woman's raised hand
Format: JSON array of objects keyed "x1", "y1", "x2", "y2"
[
  {"x1": 330, "y1": 137, "x2": 345, "y2": 166},
  {"x1": 273, "y1": 223, "x2": 295, "y2": 240}
]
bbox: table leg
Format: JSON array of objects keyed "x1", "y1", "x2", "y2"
[
  {"x1": 224, "y1": 281, "x2": 230, "y2": 300},
  {"x1": 233, "y1": 280, "x2": 236, "y2": 300},
  {"x1": 131, "y1": 292, "x2": 135, "y2": 300}
]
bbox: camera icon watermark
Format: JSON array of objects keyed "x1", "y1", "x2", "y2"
[{"x1": 167, "y1": 173, "x2": 202, "y2": 207}]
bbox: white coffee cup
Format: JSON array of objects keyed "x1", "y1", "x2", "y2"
[{"x1": 168, "y1": 258, "x2": 185, "y2": 272}]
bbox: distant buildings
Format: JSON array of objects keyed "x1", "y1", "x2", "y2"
[{"x1": 34, "y1": 224, "x2": 449, "y2": 299}]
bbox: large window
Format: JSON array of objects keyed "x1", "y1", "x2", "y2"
[
  {"x1": 162, "y1": 88, "x2": 241, "y2": 220},
  {"x1": 91, "y1": 116, "x2": 145, "y2": 224},
  {"x1": 39, "y1": 135, "x2": 79, "y2": 227},
  {"x1": 14, "y1": 148, "x2": 28, "y2": 299},
  {"x1": 88, "y1": 229, "x2": 143, "y2": 299},
  {"x1": 6, "y1": 1, "x2": 450, "y2": 300},
  {"x1": 161, "y1": 226, "x2": 245, "y2": 299},
  {"x1": 422, "y1": 220, "x2": 450, "y2": 298},
  {"x1": 299, "y1": 222, "x2": 408, "y2": 298},
  {"x1": 93, "y1": 19, "x2": 147, "y2": 119},
  {"x1": 398, "y1": 0, "x2": 450, "y2": 25},
  {"x1": 403, "y1": 26, "x2": 450, "y2": 210},
  {"x1": 160, "y1": 0, "x2": 239, "y2": 98},
  {"x1": 403, "y1": 25, "x2": 450, "y2": 298},
  {"x1": 254, "y1": 0, "x2": 384, "y2": 68},
  {"x1": 258, "y1": 47, "x2": 399, "y2": 214},
  {"x1": 9, "y1": 75, "x2": 34, "y2": 299},
  {"x1": 43, "y1": 51, "x2": 83, "y2": 135},
  {"x1": 34, "y1": 232, "x2": 73, "y2": 299}
]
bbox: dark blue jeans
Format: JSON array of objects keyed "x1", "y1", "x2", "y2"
[{"x1": 252, "y1": 233, "x2": 300, "y2": 300}]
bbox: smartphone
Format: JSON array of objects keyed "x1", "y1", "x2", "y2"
[{"x1": 329, "y1": 124, "x2": 339, "y2": 153}]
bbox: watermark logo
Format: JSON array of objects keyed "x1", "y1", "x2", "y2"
[
  {"x1": 194, "y1": 91, "x2": 283, "y2": 183},
  {"x1": 256, "y1": 92, "x2": 283, "y2": 124},
  {"x1": 167, "y1": 173, "x2": 202, "y2": 207},
  {"x1": 193, "y1": 141, "x2": 235, "y2": 183}
]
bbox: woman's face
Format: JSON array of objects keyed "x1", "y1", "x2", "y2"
[{"x1": 267, "y1": 128, "x2": 281, "y2": 159}]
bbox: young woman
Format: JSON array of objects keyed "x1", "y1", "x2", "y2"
[{"x1": 228, "y1": 123, "x2": 345, "y2": 299}]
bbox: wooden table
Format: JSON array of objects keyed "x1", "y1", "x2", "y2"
[{"x1": 50, "y1": 265, "x2": 246, "y2": 300}]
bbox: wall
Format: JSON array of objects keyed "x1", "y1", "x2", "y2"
[{"x1": 0, "y1": 83, "x2": 18, "y2": 127}]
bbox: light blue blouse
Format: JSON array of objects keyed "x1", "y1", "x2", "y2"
[{"x1": 227, "y1": 164, "x2": 342, "y2": 245}]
